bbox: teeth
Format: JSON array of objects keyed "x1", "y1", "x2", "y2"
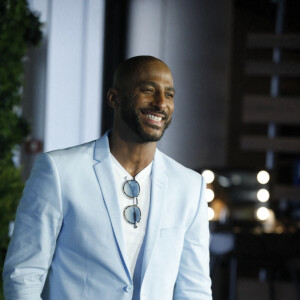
[{"x1": 145, "y1": 114, "x2": 162, "y2": 122}]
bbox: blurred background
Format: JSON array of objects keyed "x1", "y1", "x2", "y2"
[{"x1": 1, "y1": 0, "x2": 300, "y2": 299}]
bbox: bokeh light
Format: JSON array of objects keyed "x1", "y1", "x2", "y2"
[
  {"x1": 206, "y1": 188, "x2": 215, "y2": 202},
  {"x1": 257, "y1": 189, "x2": 270, "y2": 202},
  {"x1": 208, "y1": 207, "x2": 215, "y2": 221},
  {"x1": 256, "y1": 207, "x2": 270, "y2": 221},
  {"x1": 257, "y1": 170, "x2": 270, "y2": 184},
  {"x1": 202, "y1": 170, "x2": 215, "y2": 184}
]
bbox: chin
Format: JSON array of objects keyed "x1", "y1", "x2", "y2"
[
  {"x1": 136, "y1": 118, "x2": 172, "y2": 143},
  {"x1": 139, "y1": 133, "x2": 163, "y2": 143},
  {"x1": 121, "y1": 108, "x2": 171, "y2": 143},
  {"x1": 136, "y1": 126, "x2": 166, "y2": 143}
]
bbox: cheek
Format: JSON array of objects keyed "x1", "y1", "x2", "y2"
[
  {"x1": 128, "y1": 95, "x2": 142, "y2": 109},
  {"x1": 168, "y1": 102, "x2": 175, "y2": 115},
  {"x1": 120, "y1": 98, "x2": 136, "y2": 113}
]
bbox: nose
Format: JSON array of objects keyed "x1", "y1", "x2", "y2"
[{"x1": 152, "y1": 91, "x2": 167, "y2": 110}]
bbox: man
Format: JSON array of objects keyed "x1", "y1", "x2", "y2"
[{"x1": 3, "y1": 56, "x2": 212, "y2": 299}]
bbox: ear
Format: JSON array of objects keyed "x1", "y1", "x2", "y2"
[{"x1": 107, "y1": 88, "x2": 119, "y2": 109}]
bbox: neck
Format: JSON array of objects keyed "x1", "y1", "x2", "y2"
[{"x1": 109, "y1": 129, "x2": 156, "y2": 177}]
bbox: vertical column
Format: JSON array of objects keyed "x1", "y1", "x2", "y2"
[{"x1": 44, "y1": 0, "x2": 105, "y2": 151}]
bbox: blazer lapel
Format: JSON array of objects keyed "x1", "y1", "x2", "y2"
[
  {"x1": 93, "y1": 133, "x2": 131, "y2": 282},
  {"x1": 141, "y1": 149, "x2": 168, "y2": 280}
]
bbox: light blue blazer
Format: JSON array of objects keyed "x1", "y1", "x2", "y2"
[{"x1": 3, "y1": 132, "x2": 212, "y2": 300}]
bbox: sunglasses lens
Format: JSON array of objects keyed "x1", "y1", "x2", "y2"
[
  {"x1": 123, "y1": 180, "x2": 140, "y2": 198},
  {"x1": 124, "y1": 206, "x2": 141, "y2": 224}
]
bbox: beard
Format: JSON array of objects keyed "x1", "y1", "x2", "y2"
[{"x1": 120, "y1": 102, "x2": 172, "y2": 143}]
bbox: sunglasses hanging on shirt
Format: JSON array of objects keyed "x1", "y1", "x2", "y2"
[{"x1": 123, "y1": 178, "x2": 141, "y2": 228}]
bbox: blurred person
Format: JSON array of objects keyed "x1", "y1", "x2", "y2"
[{"x1": 3, "y1": 56, "x2": 212, "y2": 300}]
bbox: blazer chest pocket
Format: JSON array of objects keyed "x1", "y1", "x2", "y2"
[
  {"x1": 158, "y1": 226, "x2": 186, "y2": 269},
  {"x1": 160, "y1": 226, "x2": 185, "y2": 238}
]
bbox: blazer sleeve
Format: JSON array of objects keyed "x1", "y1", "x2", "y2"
[
  {"x1": 173, "y1": 176, "x2": 212, "y2": 300},
  {"x1": 3, "y1": 153, "x2": 63, "y2": 300}
]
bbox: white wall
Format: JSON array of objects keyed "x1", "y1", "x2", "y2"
[
  {"x1": 22, "y1": 0, "x2": 105, "y2": 177},
  {"x1": 127, "y1": 0, "x2": 232, "y2": 169},
  {"x1": 44, "y1": 0, "x2": 105, "y2": 151},
  {"x1": 27, "y1": 0, "x2": 105, "y2": 152}
]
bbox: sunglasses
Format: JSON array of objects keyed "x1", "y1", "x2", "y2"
[{"x1": 123, "y1": 179, "x2": 141, "y2": 228}]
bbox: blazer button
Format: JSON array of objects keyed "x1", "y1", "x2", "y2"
[{"x1": 123, "y1": 285, "x2": 133, "y2": 293}]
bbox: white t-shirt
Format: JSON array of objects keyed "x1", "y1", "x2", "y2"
[{"x1": 110, "y1": 154, "x2": 152, "y2": 276}]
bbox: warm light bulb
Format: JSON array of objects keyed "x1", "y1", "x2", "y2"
[
  {"x1": 257, "y1": 170, "x2": 270, "y2": 184},
  {"x1": 202, "y1": 170, "x2": 215, "y2": 184},
  {"x1": 208, "y1": 207, "x2": 215, "y2": 221},
  {"x1": 256, "y1": 207, "x2": 269, "y2": 221},
  {"x1": 257, "y1": 189, "x2": 270, "y2": 202},
  {"x1": 206, "y1": 188, "x2": 215, "y2": 202}
]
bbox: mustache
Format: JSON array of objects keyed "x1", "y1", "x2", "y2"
[{"x1": 142, "y1": 108, "x2": 168, "y2": 119}]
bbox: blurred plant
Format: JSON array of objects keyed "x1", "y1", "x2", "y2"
[{"x1": 0, "y1": 0, "x2": 42, "y2": 297}]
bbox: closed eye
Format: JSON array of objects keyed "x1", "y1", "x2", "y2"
[
  {"x1": 165, "y1": 92, "x2": 174, "y2": 98},
  {"x1": 140, "y1": 86, "x2": 154, "y2": 93},
  {"x1": 142, "y1": 88, "x2": 154, "y2": 92}
]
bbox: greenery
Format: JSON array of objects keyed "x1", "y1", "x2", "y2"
[{"x1": 0, "y1": 0, "x2": 42, "y2": 298}]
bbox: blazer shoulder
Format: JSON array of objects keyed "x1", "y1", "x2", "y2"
[
  {"x1": 46, "y1": 140, "x2": 97, "y2": 163},
  {"x1": 157, "y1": 150, "x2": 203, "y2": 184}
]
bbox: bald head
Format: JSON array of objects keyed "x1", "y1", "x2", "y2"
[
  {"x1": 107, "y1": 55, "x2": 175, "y2": 143},
  {"x1": 113, "y1": 56, "x2": 170, "y2": 91}
]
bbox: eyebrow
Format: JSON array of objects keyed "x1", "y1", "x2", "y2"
[{"x1": 138, "y1": 81, "x2": 176, "y2": 95}]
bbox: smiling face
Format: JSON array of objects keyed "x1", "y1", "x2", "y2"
[{"x1": 109, "y1": 58, "x2": 175, "y2": 143}]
